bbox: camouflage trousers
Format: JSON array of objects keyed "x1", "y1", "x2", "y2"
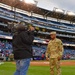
[{"x1": 49, "y1": 58, "x2": 61, "y2": 75}]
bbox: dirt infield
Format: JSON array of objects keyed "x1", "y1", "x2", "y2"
[
  {"x1": 30, "y1": 61, "x2": 75, "y2": 66},
  {"x1": 12, "y1": 60, "x2": 75, "y2": 66}
]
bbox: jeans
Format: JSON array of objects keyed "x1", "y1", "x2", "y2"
[{"x1": 14, "y1": 58, "x2": 31, "y2": 75}]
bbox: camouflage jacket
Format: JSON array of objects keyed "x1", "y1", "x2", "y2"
[{"x1": 46, "y1": 38, "x2": 64, "y2": 58}]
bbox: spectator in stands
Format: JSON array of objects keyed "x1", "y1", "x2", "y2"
[
  {"x1": 9, "y1": 53, "x2": 14, "y2": 61},
  {"x1": 41, "y1": 53, "x2": 45, "y2": 60},
  {"x1": 5, "y1": 50, "x2": 9, "y2": 61},
  {"x1": 12, "y1": 22, "x2": 35, "y2": 75},
  {"x1": 0, "y1": 50, "x2": 4, "y2": 65}
]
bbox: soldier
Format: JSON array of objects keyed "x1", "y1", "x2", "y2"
[{"x1": 46, "y1": 31, "x2": 64, "y2": 75}]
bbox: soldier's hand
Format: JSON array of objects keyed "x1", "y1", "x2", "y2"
[
  {"x1": 46, "y1": 57, "x2": 49, "y2": 61},
  {"x1": 58, "y1": 56, "x2": 62, "y2": 61}
]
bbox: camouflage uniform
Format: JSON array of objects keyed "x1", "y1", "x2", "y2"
[{"x1": 46, "y1": 38, "x2": 64, "y2": 75}]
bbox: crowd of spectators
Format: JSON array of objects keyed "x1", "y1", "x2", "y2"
[
  {"x1": 63, "y1": 49, "x2": 75, "y2": 60},
  {"x1": 0, "y1": 40, "x2": 13, "y2": 61},
  {"x1": 0, "y1": 40, "x2": 75, "y2": 61}
]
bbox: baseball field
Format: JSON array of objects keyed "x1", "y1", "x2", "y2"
[{"x1": 0, "y1": 60, "x2": 75, "y2": 75}]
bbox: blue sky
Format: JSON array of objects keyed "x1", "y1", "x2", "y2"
[{"x1": 36, "y1": 0, "x2": 75, "y2": 12}]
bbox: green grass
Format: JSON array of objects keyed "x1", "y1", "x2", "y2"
[{"x1": 0, "y1": 62, "x2": 75, "y2": 75}]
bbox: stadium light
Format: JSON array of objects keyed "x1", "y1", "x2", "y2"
[
  {"x1": 67, "y1": 11, "x2": 75, "y2": 16},
  {"x1": 24, "y1": 0, "x2": 36, "y2": 4},
  {"x1": 19, "y1": 0, "x2": 36, "y2": 5},
  {"x1": 53, "y1": 7, "x2": 65, "y2": 14},
  {"x1": 19, "y1": 0, "x2": 23, "y2": 1}
]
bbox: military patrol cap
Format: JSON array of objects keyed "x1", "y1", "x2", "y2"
[{"x1": 50, "y1": 31, "x2": 56, "y2": 35}]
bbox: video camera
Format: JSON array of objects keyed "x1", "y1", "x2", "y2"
[
  {"x1": 8, "y1": 21, "x2": 33, "y2": 33},
  {"x1": 8, "y1": 21, "x2": 38, "y2": 37}
]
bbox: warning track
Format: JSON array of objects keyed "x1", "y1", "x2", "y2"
[{"x1": 12, "y1": 60, "x2": 75, "y2": 66}]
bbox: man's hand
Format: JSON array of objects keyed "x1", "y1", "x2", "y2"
[{"x1": 29, "y1": 26, "x2": 35, "y2": 31}]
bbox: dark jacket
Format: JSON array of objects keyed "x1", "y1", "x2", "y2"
[{"x1": 12, "y1": 30, "x2": 34, "y2": 60}]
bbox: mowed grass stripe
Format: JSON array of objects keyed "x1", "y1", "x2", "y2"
[{"x1": 0, "y1": 62, "x2": 75, "y2": 75}]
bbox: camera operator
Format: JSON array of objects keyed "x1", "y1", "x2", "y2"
[{"x1": 12, "y1": 22, "x2": 35, "y2": 75}]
